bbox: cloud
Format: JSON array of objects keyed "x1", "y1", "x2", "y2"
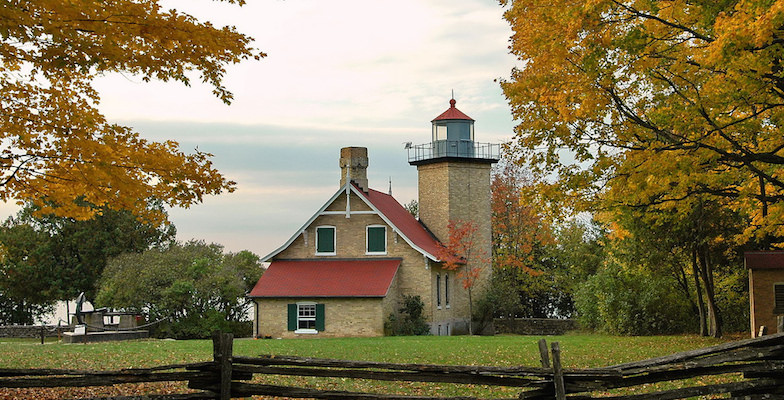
[{"x1": 66, "y1": 0, "x2": 520, "y2": 256}]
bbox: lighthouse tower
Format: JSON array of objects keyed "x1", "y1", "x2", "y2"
[{"x1": 408, "y1": 98, "x2": 499, "y2": 334}]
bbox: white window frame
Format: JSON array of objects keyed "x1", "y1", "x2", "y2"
[
  {"x1": 436, "y1": 273, "x2": 442, "y2": 309},
  {"x1": 315, "y1": 225, "x2": 336, "y2": 256},
  {"x1": 295, "y1": 302, "x2": 318, "y2": 334},
  {"x1": 366, "y1": 225, "x2": 387, "y2": 255},
  {"x1": 445, "y1": 273, "x2": 450, "y2": 308}
]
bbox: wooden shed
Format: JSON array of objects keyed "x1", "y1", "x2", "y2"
[{"x1": 746, "y1": 251, "x2": 784, "y2": 337}]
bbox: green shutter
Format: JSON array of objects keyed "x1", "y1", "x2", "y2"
[
  {"x1": 775, "y1": 285, "x2": 784, "y2": 314},
  {"x1": 317, "y1": 227, "x2": 334, "y2": 253},
  {"x1": 287, "y1": 304, "x2": 297, "y2": 331},
  {"x1": 315, "y1": 303, "x2": 325, "y2": 331},
  {"x1": 367, "y1": 226, "x2": 385, "y2": 253}
]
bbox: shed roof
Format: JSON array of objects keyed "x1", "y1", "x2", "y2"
[
  {"x1": 248, "y1": 259, "x2": 400, "y2": 298},
  {"x1": 745, "y1": 251, "x2": 784, "y2": 269}
]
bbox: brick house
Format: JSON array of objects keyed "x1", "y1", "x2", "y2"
[
  {"x1": 249, "y1": 100, "x2": 499, "y2": 338},
  {"x1": 746, "y1": 251, "x2": 784, "y2": 336}
]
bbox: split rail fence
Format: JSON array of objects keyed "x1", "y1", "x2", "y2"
[{"x1": 1, "y1": 332, "x2": 784, "y2": 399}]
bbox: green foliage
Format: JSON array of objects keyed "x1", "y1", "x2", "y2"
[
  {"x1": 96, "y1": 241, "x2": 262, "y2": 339},
  {"x1": 575, "y1": 262, "x2": 693, "y2": 335},
  {"x1": 714, "y1": 269, "x2": 750, "y2": 333},
  {"x1": 403, "y1": 200, "x2": 419, "y2": 219},
  {"x1": 385, "y1": 295, "x2": 430, "y2": 336},
  {"x1": 0, "y1": 203, "x2": 174, "y2": 324},
  {"x1": 485, "y1": 216, "x2": 605, "y2": 320}
]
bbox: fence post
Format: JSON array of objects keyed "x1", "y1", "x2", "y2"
[
  {"x1": 212, "y1": 332, "x2": 233, "y2": 400},
  {"x1": 551, "y1": 342, "x2": 566, "y2": 400},
  {"x1": 538, "y1": 338, "x2": 550, "y2": 368}
]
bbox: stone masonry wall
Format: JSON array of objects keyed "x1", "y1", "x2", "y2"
[
  {"x1": 493, "y1": 318, "x2": 578, "y2": 336},
  {"x1": 0, "y1": 325, "x2": 71, "y2": 338},
  {"x1": 417, "y1": 161, "x2": 493, "y2": 334},
  {"x1": 255, "y1": 297, "x2": 385, "y2": 338}
]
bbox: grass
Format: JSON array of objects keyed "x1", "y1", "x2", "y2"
[{"x1": 0, "y1": 333, "x2": 740, "y2": 399}]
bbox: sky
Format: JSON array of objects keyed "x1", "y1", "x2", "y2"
[{"x1": 3, "y1": 0, "x2": 521, "y2": 258}]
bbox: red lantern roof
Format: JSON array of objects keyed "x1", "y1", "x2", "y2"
[{"x1": 432, "y1": 99, "x2": 474, "y2": 122}]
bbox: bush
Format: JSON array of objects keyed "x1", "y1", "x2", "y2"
[
  {"x1": 385, "y1": 295, "x2": 430, "y2": 336},
  {"x1": 97, "y1": 241, "x2": 262, "y2": 340},
  {"x1": 715, "y1": 269, "x2": 749, "y2": 333},
  {"x1": 575, "y1": 263, "x2": 693, "y2": 335}
]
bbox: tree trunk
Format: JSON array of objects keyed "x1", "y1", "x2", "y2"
[
  {"x1": 691, "y1": 248, "x2": 707, "y2": 337},
  {"x1": 698, "y1": 246, "x2": 722, "y2": 338}
]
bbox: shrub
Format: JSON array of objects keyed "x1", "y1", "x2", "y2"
[
  {"x1": 385, "y1": 295, "x2": 430, "y2": 336},
  {"x1": 574, "y1": 263, "x2": 693, "y2": 335}
]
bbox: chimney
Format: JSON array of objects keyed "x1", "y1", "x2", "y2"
[{"x1": 339, "y1": 147, "x2": 369, "y2": 192}]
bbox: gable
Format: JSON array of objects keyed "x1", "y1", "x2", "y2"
[{"x1": 261, "y1": 182, "x2": 441, "y2": 262}]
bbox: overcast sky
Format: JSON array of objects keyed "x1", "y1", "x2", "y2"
[{"x1": 3, "y1": 0, "x2": 520, "y2": 258}]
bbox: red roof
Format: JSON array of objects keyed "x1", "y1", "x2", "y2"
[
  {"x1": 432, "y1": 99, "x2": 474, "y2": 122},
  {"x1": 745, "y1": 251, "x2": 784, "y2": 269},
  {"x1": 249, "y1": 259, "x2": 400, "y2": 297},
  {"x1": 357, "y1": 186, "x2": 442, "y2": 258}
]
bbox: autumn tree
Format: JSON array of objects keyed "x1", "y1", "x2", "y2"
[
  {"x1": 500, "y1": 0, "x2": 784, "y2": 245},
  {"x1": 491, "y1": 163, "x2": 553, "y2": 276},
  {"x1": 491, "y1": 163, "x2": 561, "y2": 317},
  {"x1": 435, "y1": 220, "x2": 488, "y2": 335},
  {"x1": 1, "y1": 1, "x2": 262, "y2": 222}
]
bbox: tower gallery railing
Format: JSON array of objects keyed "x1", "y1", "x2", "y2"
[{"x1": 407, "y1": 141, "x2": 500, "y2": 163}]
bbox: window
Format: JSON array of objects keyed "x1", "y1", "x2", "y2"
[
  {"x1": 288, "y1": 303, "x2": 325, "y2": 334},
  {"x1": 366, "y1": 225, "x2": 386, "y2": 254},
  {"x1": 298, "y1": 303, "x2": 316, "y2": 331},
  {"x1": 775, "y1": 284, "x2": 784, "y2": 314},
  {"x1": 445, "y1": 273, "x2": 450, "y2": 308},
  {"x1": 315, "y1": 226, "x2": 336, "y2": 255},
  {"x1": 436, "y1": 273, "x2": 441, "y2": 309}
]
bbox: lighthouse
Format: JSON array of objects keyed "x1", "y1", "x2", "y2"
[{"x1": 408, "y1": 98, "x2": 499, "y2": 334}]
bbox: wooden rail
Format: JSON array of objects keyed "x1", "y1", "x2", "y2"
[{"x1": 1, "y1": 332, "x2": 783, "y2": 399}]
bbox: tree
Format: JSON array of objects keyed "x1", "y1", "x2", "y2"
[
  {"x1": 96, "y1": 240, "x2": 263, "y2": 339},
  {"x1": 575, "y1": 259, "x2": 694, "y2": 335},
  {"x1": 403, "y1": 200, "x2": 419, "y2": 219},
  {"x1": 435, "y1": 220, "x2": 488, "y2": 335},
  {"x1": 1, "y1": 1, "x2": 262, "y2": 222},
  {"x1": 602, "y1": 198, "x2": 748, "y2": 337},
  {"x1": 491, "y1": 163, "x2": 553, "y2": 277},
  {"x1": 490, "y1": 162, "x2": 564, "y2": 318},
  {"x1": 500, "y1": 0, "x2": 784, "y2": 244},
  {"x1": 0, "y1": 202, "x2": 175, "y2": 323}
]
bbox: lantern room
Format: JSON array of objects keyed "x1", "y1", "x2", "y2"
[{"x1": 408, "y1": 98, "x2": 499, "y2": 165}]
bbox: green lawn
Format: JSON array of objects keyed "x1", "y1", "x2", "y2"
[
  {"x1": 1, "y1": 333, "x2": 733, "y2": 369},
  {"x1": 0, "y1": 333, "x2": 740, "y2": 398}
]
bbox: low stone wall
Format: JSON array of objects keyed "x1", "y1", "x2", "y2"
[
  {"x1": 493, "y1": 318, "x2": 578, "y2": 336},
  {"x1": 0, "y1": 325, "x2": 72, "y2": 338}
]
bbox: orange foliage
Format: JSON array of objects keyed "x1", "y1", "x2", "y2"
[
  {"x1": 491, "y1": 163, "x2": 552, "y2": 276},
  {"x1": 0, "y1": 1, "x2": 263, "y2": 222},
  {"x1": 435, "y1": 220, "x2": 487, "y2": 290}
]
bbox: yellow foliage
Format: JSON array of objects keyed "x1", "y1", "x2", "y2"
[
  {"x1": 0, "y1": 0, "x2": 263, "y2": 222},
  {"x1": 501, "y1": 0, "x2": 784, "y2": 244}
]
